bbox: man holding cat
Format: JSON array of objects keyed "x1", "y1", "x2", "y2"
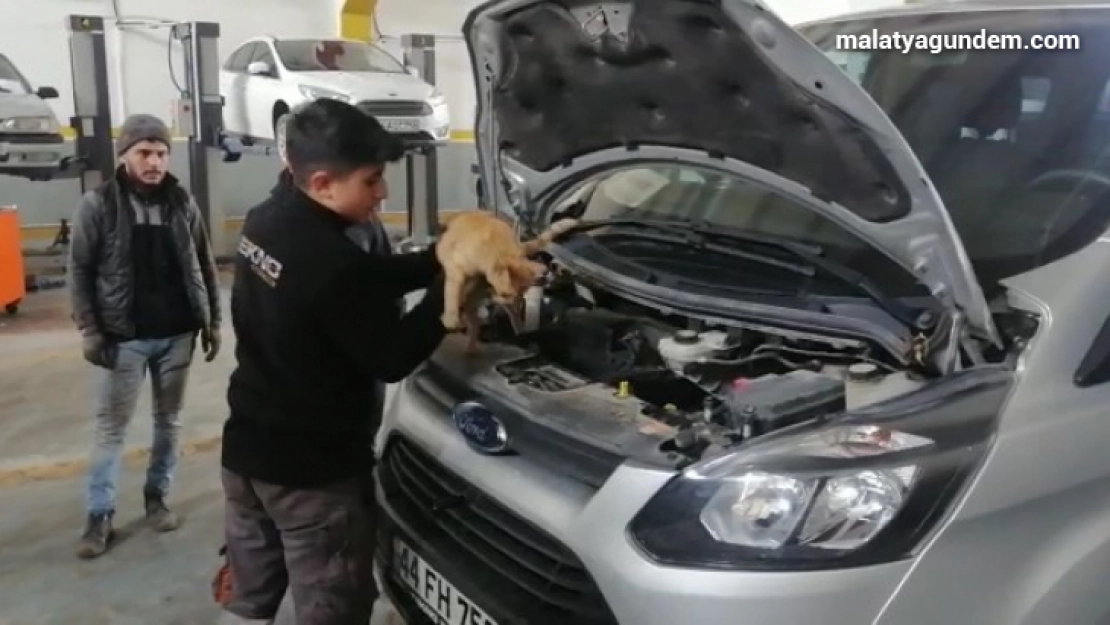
[{"x1": 219, "y1": 98, "x2": 447, "y2": 625}]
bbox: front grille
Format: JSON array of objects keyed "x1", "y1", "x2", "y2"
[
  {"x1": 391, "y1": 130, "x2": 436, "y2": 144},
  {"x1": 357, "y1": 99, "x2": 431, "y2": 116},
  {"x1": 379, "y1": 435, "x2": 618, "y2": 625},
  {"x1": 0, "y1": 132, "x2": 64, "y2": 143}
]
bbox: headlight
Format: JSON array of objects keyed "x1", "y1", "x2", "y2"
[
  {"x1": 1, "y1": 116, "x2": 57, "y2": 132},
  {"x1": 629, "y1": 370, "x2": 1008, "y2": 571},
  {"x1": 427, "y1": 89, "x2": 446, "y2": 106},
  {"x1": 698, "y1": 427, "x2": 925, "y2": 552},
  {"x1": 298, "y1": 85, "x2": 352, "y2": 103}
]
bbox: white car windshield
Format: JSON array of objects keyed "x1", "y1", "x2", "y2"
[
  {"x1": 0, "y1": 55, "x2": 32, "y2": 95},
  {"x1": 273, "y1": 40, "x2": 406, "y2": 73}
]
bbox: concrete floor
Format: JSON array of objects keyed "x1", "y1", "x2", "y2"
[
  {"x1": 0, "y1": 286, "x2": 231, "y2": 485},
  {"x1": 0, "y1": 284, "x2": 400, "y2": 624}
]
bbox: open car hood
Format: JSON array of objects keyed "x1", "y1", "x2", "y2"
[{"x1": 462, "y1": 0, "x2": 1000, "y2": 345}]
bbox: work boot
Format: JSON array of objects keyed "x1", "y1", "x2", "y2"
[
  {"x1": 76, "y1": 512, "x2": 115, "y2": 559},
  {"x1": 144, "y1": 491, "x2": 181, "y2": 532}
]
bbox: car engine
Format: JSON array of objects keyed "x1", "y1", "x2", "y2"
[{"x1": 466, "y1": 263, "x2": 931, "y2": 460}]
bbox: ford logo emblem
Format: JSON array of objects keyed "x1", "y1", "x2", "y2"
[{"x1": 452, "y1": 401, "x2": 510, "y2": 454}]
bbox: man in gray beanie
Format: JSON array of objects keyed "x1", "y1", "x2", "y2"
[{"x1": 68, "y1": 113, "x2": 222, "y2": 559}]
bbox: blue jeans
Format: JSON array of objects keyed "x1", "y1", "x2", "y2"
[{"x1": 86, "y1": 332, "x2": 196, "y2": 515}]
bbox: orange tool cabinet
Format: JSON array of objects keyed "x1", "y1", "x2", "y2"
[{"x1": 0, "y1": 206, "x2": 26, "y2": 314}]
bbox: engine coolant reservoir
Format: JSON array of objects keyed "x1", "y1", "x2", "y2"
[
  {"x1": 657, "y1": 329, "x2": 732, "y2": 372},
  {"x1": 844, "y1": 362, "x2": 925, "y2": 410}
]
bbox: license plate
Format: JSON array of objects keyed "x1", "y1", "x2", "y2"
[
  {"x1": 18, "y1": 151, "x2": 60, "y2": 163},
  {"x1": 394, "y1": 539, "x2": 499, "y2": 625},
  {"x1": 381, "y1": 118, "x2": 421, "y2": 133}
]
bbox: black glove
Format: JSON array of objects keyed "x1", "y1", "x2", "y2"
[{"x1": 81, "y1": 333, "x2": 117, "y2": 369}]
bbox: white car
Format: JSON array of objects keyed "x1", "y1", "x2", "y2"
[
  {"x1": 219, "y1": 36, "x2": 451, "y2": 147},
  {"x1": 0, "y1": 52, "x2": 64, "y2": 180}
]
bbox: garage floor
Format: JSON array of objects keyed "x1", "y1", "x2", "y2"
[{"x1": 0, "y1": 285, "x2": 400, "y2": 624}]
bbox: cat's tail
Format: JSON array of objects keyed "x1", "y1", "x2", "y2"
[{"x1": 520, "y1": 218, "x2": 579, "y2": 255}]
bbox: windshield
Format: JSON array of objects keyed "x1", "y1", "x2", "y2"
[
  {"x1": 0, "y1": 55, "x2": 32, "y2": 95},
  {"x1": 561, "y1": 9, "x2": 1110, "y2": 292},
  {"x1": 273, "y1": 40, "x2": 406, "y2": 73}
]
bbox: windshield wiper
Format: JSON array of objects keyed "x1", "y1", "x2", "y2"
[{"x1": 568, "y1": 218, "x2": 921, "y2": 329}]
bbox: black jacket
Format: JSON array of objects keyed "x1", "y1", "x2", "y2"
[
  {"x1": 67, "y1": 168, "x2": 221, "y2": 339},
  {"x1": 222, "y1": 182, "x2": 446, "y2": 487}
]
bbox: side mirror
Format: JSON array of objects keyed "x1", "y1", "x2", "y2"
[
  {"x1": 36, "y1": 86, "x2": 59, "y2": 99},
  {"x1": 405, "y1": 65, "x2": 420, "y2": 78},
  {"x1": 246, "y1": 61, "x2": 272, "y2": 77}
]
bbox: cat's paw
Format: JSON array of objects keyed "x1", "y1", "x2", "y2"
[{"x1": 440, "y1": 311, "x2": 462, "y2": 330}]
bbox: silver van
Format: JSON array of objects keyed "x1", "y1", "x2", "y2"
[
  {"x1": 376, "y1": 1, "x2": 1110, "y2": 624},
  {"x1": 0, "y1": 53, "x2": 64, "y2": 180}
]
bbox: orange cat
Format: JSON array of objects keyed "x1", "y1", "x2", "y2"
[{"x1": 435, "y1": 211, "x2": 578, "y2": 338}]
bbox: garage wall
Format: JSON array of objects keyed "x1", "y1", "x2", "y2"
[
  {"x1": 0, "y1": 0, "x2": 907, "y2": 250},
  {"x1": 370, "y1": 0, "x2": 482, "y2": 133},
  {"x1": 0, "y1": 0, "x2": 905, "y2": 129},
  {"x1": 0, "y1": 0, "x2": 335, "y2": 127},
  {"x1": 0, "y1": 0, "x2": 478, "y2": 244},
  {"x1": 1, "y1": 140, "x2": 482, "y2": 256}
]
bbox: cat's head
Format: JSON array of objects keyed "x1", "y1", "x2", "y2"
[{"x1": 488, "y1": 256, "x2": 546, "y2": 304}]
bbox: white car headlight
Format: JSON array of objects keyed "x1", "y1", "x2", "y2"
[
  {"x1": 629, "y1": 370, "x2": 1008, "y2": 571},
  {"x1": 427, "y1": 89, "x2": 446, "y2": 106},
  {"x1": 298, "y1": 85, "x2": 353, "y2": 103},
  {"x1": 1, "y1": 116, "x2": 58, "y2": 133}
]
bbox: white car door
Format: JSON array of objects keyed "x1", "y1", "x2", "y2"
[
  {"x1": 244, "y1": 43, "x2": 287, "y2": 141},
  {"x1": 220, "y1": 42, "x2": 259, "y2": 137}
]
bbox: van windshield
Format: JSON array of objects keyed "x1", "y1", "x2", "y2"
[
  {"x1": 568, "y1": 9, "x2": 1110, "y2": 291},
  {"x1": 0, "y1": 55, "x2": 32, "y2": 95}
]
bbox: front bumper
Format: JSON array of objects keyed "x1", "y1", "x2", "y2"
[
  {"x1": 375, "y1": 377, "x2": 917, "y2": 625},
  {"x1": 0, "y1": 133, "x2": 65, "y2": 178},
  {"x1": 373, "y1": 104, "x2": 451, "y2": 144}
]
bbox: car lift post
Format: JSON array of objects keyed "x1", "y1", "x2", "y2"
[
  {"x1": 173, "y1": 22, "x2": 224, "y2": 252},
  {"x1": 66, "y1": 15, "x2": 116, "y2": 194},
  {"x1": 401, "y1": 34, "x2": 439, "y2": 248}
]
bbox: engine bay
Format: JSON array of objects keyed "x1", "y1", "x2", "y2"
[{"x1": 463, "y1": 264, "x2": 936, "y2": 461}]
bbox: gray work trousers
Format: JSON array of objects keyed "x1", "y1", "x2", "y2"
[{"x1": 221, "y1": 469, "x2": 378, "y2": 624}]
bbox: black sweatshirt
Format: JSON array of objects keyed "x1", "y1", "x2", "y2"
[
  {"x1": 221, "y1": 182, "x2": 446, "y2": 487},
  {"x1": 128, "y1": 196, "x2": 197, "y2": 339}
]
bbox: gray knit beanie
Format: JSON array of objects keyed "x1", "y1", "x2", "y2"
[{"x1": 117, "y1": 114, "x2": 172, "y2": 155}]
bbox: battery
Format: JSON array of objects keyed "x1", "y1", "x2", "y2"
[{"x1": 723, "y1": 369, "x2": 845, "y2": 436}]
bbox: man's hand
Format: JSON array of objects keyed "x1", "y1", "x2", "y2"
[
  {"x1": 81, "y1": 333, "x2": 117, "y2": 369},
  {"x1": 201, "y1": 326, "x2": 222, "y2": 362}
]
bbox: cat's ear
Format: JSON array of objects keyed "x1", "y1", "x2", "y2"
[{"x1": 507, "y1": 259, "x2": 545, "y2": 286}]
